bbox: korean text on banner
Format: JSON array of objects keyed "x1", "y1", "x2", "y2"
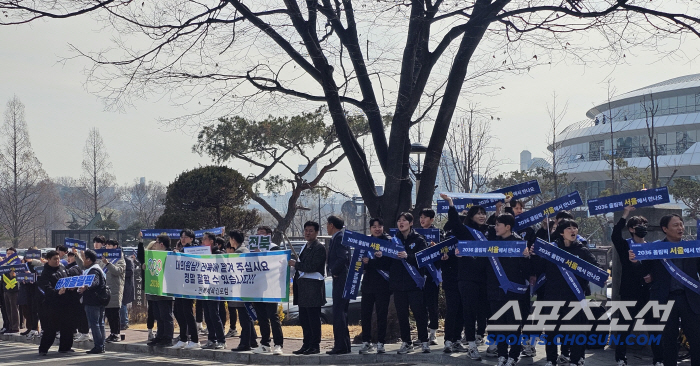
[
  {"x1": 587, "y1": 187, "x2": 670, "y2": 215},
  {"x1": 248, "y1": 235, "x2": 273, "y2": 251},
  {"x1": 514, "y1": 191, "x2": 583, "y2": 231},
  {"x1": 64, "y1": 238, "x2": 87, "y2": 251}
]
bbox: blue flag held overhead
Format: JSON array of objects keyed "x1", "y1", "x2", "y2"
[
  {"x1": 437, "y1": 180, "x2": 541, "y2": 213},
  {"x1": 64, "y1": 238, "x2": 87, "y2": 251},
  {"x1": 514, "y1": 191, "x2": 583, "y2": 231},
  {"x1": 587, "y1": 187, "x2": 670, "y2": 215},
  {"x1": 415, "y1": 237, "x2": 458, "y2": 268}
]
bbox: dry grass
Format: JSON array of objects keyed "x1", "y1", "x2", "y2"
[{"x1": 129, "y1": 322, "x2": 362, "y2": 340}]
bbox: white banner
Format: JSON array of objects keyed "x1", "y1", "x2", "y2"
[{"x1": 161, "y1": 251, "x2": 291, "y2": 302}]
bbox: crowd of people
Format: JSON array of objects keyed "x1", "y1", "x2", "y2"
[{"x1": 0, "y1": 200, "x2": 698, "y2": 366}]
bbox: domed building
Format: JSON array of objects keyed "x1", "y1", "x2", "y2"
[{"x1": 555, "y1": 74, "x2": 700, "y2": 199}]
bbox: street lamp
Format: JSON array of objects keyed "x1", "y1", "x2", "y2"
[
  {"x1": 296, "y1": 205, "x2": 310, "y2": 236},
  {"x1": 410, "y1": 142, "x2": 429, "y2": 202}
]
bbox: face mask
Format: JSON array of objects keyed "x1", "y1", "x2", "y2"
[{"x1": 634, "y1": 225, "x2": 648, "y2": 238}]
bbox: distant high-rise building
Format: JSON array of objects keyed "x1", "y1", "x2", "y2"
[
  {"x1": 298, "y1": 164, "x2": 317, "y2": 181},
  {"x1": 520, "y1": 150, "x2": 532, "y2": 171}
]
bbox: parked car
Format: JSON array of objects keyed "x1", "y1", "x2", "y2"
[{"x1": 283, "y1": 277, "x2": 362, "y2": 325}]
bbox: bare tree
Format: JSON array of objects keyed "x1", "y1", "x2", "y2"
[
  {"x1": 640, "y1": 93, "x2": 661, "y2": 188},
  {"x1": 78, "y1": 128, "x2": 117, "y2": 219},
  {"x1": 0, "y1": 96, "x2": 51, "y2": 246},
  {"x1": 4, "y1": 1, "x2": 700, "y2": 224},
  {"x1": 121, "y1": 178, "x2": 166, "y2": 228},
  {"x1": 440, "y1": 108, "x2": 502, "y2": 193},
  {"x1": 546, "y1": 92, "x2": 570, "y2": 198}
]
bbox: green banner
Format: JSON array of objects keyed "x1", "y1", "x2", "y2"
[{"x1": 145, "y1": 250, "x2": 168, "y2": 296}]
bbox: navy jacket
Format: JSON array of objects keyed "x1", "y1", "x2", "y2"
[
  {"x1": 485, "y1": 233, "x2": 531, "y2": 301},
  {"x1": 327, "y1": 230, "x2": 350, "y2": 277},
  {"x1": 642, "y1": 239, "x2": 700, "y2": 314},
  {"x1": 531, "y1": 238, "x2": 597, "y2": 301},
  {"x1": 387, "y1": 229, "x2": 427, "y2": 292}
]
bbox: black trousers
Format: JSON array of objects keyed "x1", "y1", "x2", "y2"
[
  {"x1": 545, "y1": 307, "x2": 586, "y2": 363},
  {"x1": 174, "y1": 298, "x2": 197, "y2": 343},
  {"x1": 662, "y1": 292, "x2": 700, "y2": 366},
  {"x1": 331, "y1": 275, "x2": 351, "y2": 351},
  {"x1": 203, "y1": 300, "x2": 225, "y2": 343},
  {"x1": 105, "y1": 307, "x2": 121, "y2": 335},
  {"x1": 254, "y1": 302, "x2": 283, "y2": 346},
  {"x1": 195, "y1": 300, "x2": 203, "y2": 323},
  {"x1": 39, "y1": 311, "x2": 74, "y2": 353},
  {"x1": 490, "y1": 299, "x2": 523, "y2": 361},
  {"x1": 299, "y1": 306, "x2": 322, "y2": 348},
  {"x1": 219, "y1": 301, "x2": 228, "y2": 328},
  {"x1": 0, "y1": 290, "x2": 6, "y2": 330},
  {"x1": 228, "y1": 302, "x2": 237, "y2": 330},
  {"x1": 76, "y1": 303, "x2": 89, "y2": 334},
  {"x1": 360, "y1": 291, "x2": 391, "y2": 343},
  {"x1": 19, "y1": 304, "x2": 37, "y2": 331},
  {"x1": 152, "y1": 300, "x2": 174, "y2": 342},
  {"x1": 444, "y1": 286, "x2": 464, "y2": 343},
  {"x1": 147, "y1": 300, "x2": 155, "y2": 329},
  {"x1": 424, "y1": 280, "x2": 440, "y2": 330},
  {"x1": 614, "y1": 293, "x2": 662, "y2": 363},
  {"x1": 458, "y1": 281, "x2": 488, "y2": 342},
  {"x1": 395, "y1": 289, "x2": 429, "y2": 343},
  {"x1": 236, "y1": 306, "x2": 258, "y2": 347}
]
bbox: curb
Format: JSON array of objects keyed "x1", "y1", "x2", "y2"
[{"x1": 0, "y1": 333, "x2": 475, "y2": 365}]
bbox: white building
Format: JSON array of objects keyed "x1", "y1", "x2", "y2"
[{"x1": 555, "y1": 74, "x2": 700, "y2": 198}]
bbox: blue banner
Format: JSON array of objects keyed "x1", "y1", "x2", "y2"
[
  {"x1": 142, "y1": 227, "x2": 226, "y2": 239},
  {"x1": 244, "y1": 302, "x2": 258, "y2": 321},
  {"x1": 0, "y1": 254, "x2": 21, "y2": 266},
  {"x1": 489, "y1": 256, "x2": 528, "y2": 294},
  {"x1": 587, "y1": 187, "x2": 670, "y2": 215},
  {"x1": 55, "y1": 275, "x2": 95, "y2": 290},
  {"x1": 557, "y1": 264, "x2": 585, "y2": 301},
  {"x1": 415, "y1": 237, "x2": 458, "y2": 268},
  {"x1": 462, "y1": 226, "x2": 527, "y2": 293},
  {"x1": 341, "y1": 230, "x2": 399, "y2": 259},
  {"x1": 661, "y1": 259, "x2": 700, "y2": 294},
  {"x1": 0, "y1": 263, "x2": 28, "y2": 275},
  {"x1": 533, "y1": 238, "x2": 609, "y2": 287},
  {"x1": 532, "y1": 273, "x2": 546, "y2": 295},
  {"x1": 629, "y1": 241, "x2": 700, "y2": 260},
  {"x1": 15, "y1": 272, "x2": 36, "y2": 283},
  {"x1": 65, "y1": 238, "x2": 87, "y2": 251},
  {"x1": 437, "y1": 180, "x2": 541, "y2": 213},
  {"x1": 391, "y1": 236, "x2": 425, "y2": 289},
  {"x1": 514, "y1": 191, "x2": 583, "y2": 231},
  {"x1": 390, "y1": 228, "x2": 440, "y2": 243},
  {"x1": 35, "y1": 266, "x2": 43, "y2": 276},
  {"x1": 25, "y1": 250, "x2": 42, "y2": 260},
  {"x1": 343, "y1": 247, "x2": 366, "y2": 300},
  {"x1": 457, "y1": 241, "x2": 527, "y2": 257},
  {"x1": 425, "y1": 262, "x2": 442, "y2": 286},
  {"x1": 95, "y1": 249, "x2": 122, "y2": 260}
]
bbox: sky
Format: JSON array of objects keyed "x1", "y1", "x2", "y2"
[{"x1": 2, "y1": 9, "x2": 700, "y2": 194}]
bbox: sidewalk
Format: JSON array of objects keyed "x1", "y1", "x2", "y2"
[{"x1": 2, "y1": 330, "x2": 688, "y2": 365}]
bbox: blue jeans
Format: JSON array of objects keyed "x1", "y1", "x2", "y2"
[
  {"x1": 84, "y1": 305, "x2": 106, "y2": 350},
  {"x1": 120, "y1": 304, "x2": 129, "y2": 327}
]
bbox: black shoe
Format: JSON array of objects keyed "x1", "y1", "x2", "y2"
[
  {"x1": 231, "y1": 345, "x2": 251, "y2": 352},
  {"x1": 157, "y1": 340, "x2": 173, "y2": 347},
  {"x1": 303, "y1": 348, "x2": 320, "y2": 355},
  {"x1": 326, "y1": 348, "x2": 350, "y2": 355},
  {"x1": 147, "y1": 338, "x2": 161, "y2": 346},
  {"x1": 21, "y1": 329, "x2": 31, "y2": 336},
  {"x1": 250, "y1": 342, "x2": 259, "y2": 349},
  {"x1": 86, "y1": 348, "x2": 105, "y2": 354},
  {"x1": 106, "y1": 334, "x2": 121, "y2": 343},
  {"x1": 59, "y1": 349, "x2": 75, "y2": 353},
  {"x1": 292, "y1": 346, "x2": 309, "y2": 355},
  {"x1": 38, "y1": 351, "x2": 48, "y2": 356},
  {"x1": 121, "y1": 325, "x2": 129, "y2": 331}
]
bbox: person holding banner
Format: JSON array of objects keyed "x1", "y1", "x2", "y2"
[
  {"x1": 358, "y1": 217, "x2": 393, "y2": 355},
  {"x1": 143, "y1": 236, "x2": 176, "y2": 348},
  {"x1": 65, "y1": 252, "x2": 91, "y2": 343},
  {"x1": 102, "y1": 240, "x2": 126, "y2": 344},
  {"x1": 326, "y1": 215, "x2": 351, "y2": 355},
  {"x1": 530, "y1": 219, "x2": 598, "y2": 366},
  {"x1": 200, "y1": 232, "x2": 227, "y2": 350},
  {"x1": 419, "y1": 208, "x2": 443, "y2": 345},
  {"x1": 171, "y1": 229, "x2": 201, "y2": 350},
  {"x1": 226, "y1": 230, "x2": 259, "y2": 352},
  {"x1": 251, "y1": 226, "x2": 285, "y2": 355},
  {"x1": 289, "y1": 221, "x2": 327, "y2": 356},
  {"x1": 485, "y1": 214, "x2": 531, "y2": 366},
  {"x1": 2, "y1": 247, "x2": 20, "y2": 335},
  {"x1": 37, "y1": 250, "x2": 77, "y2": 355},
  {"x1": 439, "y1": 218, "x2": 467, "y2": 354},
  {"x1": 20, "y1": 249, "x2": 42, "y2": 340},
  {"x1": 390, "y1": 212, "x2": 430, "y2": 354},
  {"x1": 635, "y1": 214, "x2": 700, "y2": 366},
  {"x1": 611, "y1": 206, "x2": 660, "y2": 366},
  {"x1": 441, "y1": 193, "x2": 490, "y2": 361}
]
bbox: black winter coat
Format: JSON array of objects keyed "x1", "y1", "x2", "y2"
[
  {"x1": 81, "y1": 266, "x2": 107, "y2": 306},
  {"x1": 388, "y1": 229, "x2": 427, "y2": 292},
  {"x1": 484, "y1": 233, "x2": 530, "y2": 301},
  {"x1": 36, "y1": 264, "x2": 72, "y2": 309},
  {"x1": 122, "y1": 256, "x2": 135, "y2": 305},
  {"x1": 361, "y1": 233, "x2": 393, "y2": 294},
  {"x1": 611, "y1": 218, "x2": 649, "y2": 299},
  {"x1": 531, "y1": 238, "x2": 597, "y2": 301},
  {"x1": 445, "y1": 205, "x2": 489, "y2": 284}
]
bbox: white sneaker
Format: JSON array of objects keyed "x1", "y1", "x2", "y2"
[
  {"x1": 545, "y1": 362, "x2": 554, "y2": 366},
  {"x1": 616, "y1": 360, "x2": 626, "y2": 366},
  {"x1": 505, "y1": 357, "x2": 517, "y2": 366},
  {"x1": 254, "y1": 345, "x2": 271, "y2": 354},
  {"x1": 467, "y1": 343, "x2": 482, "y2": 360},
  {"x1": 184, "y1": 341, "x2": 201, "y2": 349},
  {"x1": 558, "y1": 354, "x2": 571, "y2": 364},
  {"x1": 5, "y1": 332, "x2": 19, "y2": 336},
  {"x1": 486, "y1": 343, "x2": 499, "y2": 357},
  {"x1": 521, "y1": 344, "x2": 536, "y2": 357},
  {"x1": 429, "y1": 329, "x2": 437, "y2": 345},
  {"x1": 171, "y1": 340, "x2": 187, "y2": 349},
  {"x1": 376, "y1": 342, "x2": 385, "y2": 354},
  {"x1": 74, "y1": 333, "x2": 89, "y2": 342},
  {"x1": 654, "y1": 363, "x2": 663, "y2": 366},
  {"x1": 359, "y1": 342, "x2": 374, "y2": 354},
  {"x1": 213, "y1": 341, "x2": 225, "y2": 350},
  {"x1": 475, "y1": 334, "x2": 485, "y2": 345},
  {"x1": 421, "y1": 341, "x2": 430, "y2": 353},
  {"x1": 272, "y1": 345, "x2": 283, "y2": 355},
  {"x1": 201, "y1": 340, "x2": 216, "y2": 349},
  {"x1": 397, "y1": 342, "x2": 413, "y2": 354},
  {"x1": 497, "y1": 356, "x2": 507, "y2": 366},
  {"x1": 443, "y1": 340, "x2": 453, "y2": 353},
  {"x1": 148, "y1": 329, "x2": 155, "y2": 341}
]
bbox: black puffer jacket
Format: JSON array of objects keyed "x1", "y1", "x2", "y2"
[
  {"x1": 532, "y1": 238, "x2": 598, "y2": 301},
  {"x1": 484, "y1": 233, "x2": 530, "y2": 301},
  {"x1": 361, "y1": 233, "x2": 393, "y2": 294},
  {"x1": 36, "y1": 264, "x2": 72, "y2": 309},
  {"x1": 445, "y1": 205, "x2": 490, "y2": 283},
  {"x1": 611, "y1": 218, "x2": 649, "y2": 299},
  {"x1": 388, "y1": 229, "x2": 427, "y2": 292},
  {"x1": 81, "y1": 266, "x2": 107, "y2": 306}
]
